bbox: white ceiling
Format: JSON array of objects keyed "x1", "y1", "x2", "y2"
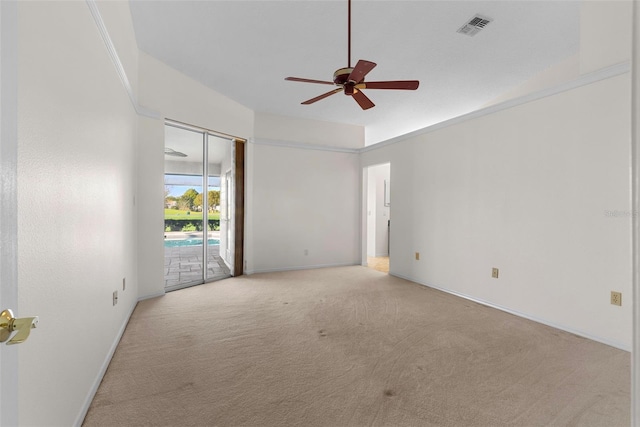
[{"x1": 130, "y1": 0, "x2": 580, "y2": 146}]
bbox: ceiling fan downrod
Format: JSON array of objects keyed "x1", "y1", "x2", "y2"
[{"x1": 348, "y1": 0, "x2": 351, "y2": 68}]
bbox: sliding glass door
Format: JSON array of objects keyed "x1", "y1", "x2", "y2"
[
  {"x1": 164, "y1": 123, "x2": 232, "y2": 291},
  {"x1": 206, "y1": 135, "x2": 232, "y2": 282}
]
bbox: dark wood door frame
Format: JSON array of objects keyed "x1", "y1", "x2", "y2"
[{"x1": 233, "y1": 139, "x2": 245, "y2": 276}]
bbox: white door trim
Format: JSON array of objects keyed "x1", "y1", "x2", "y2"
[
  {"x1": 0, "y1": 1, "x2": 19, "y2": 424},
  {"x1": 630, "y1": 1, "x2": 640, "y2": 424}
]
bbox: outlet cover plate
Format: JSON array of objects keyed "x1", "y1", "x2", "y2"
[{"x1": 611, "y1": 291, "x2": 622, "y2": 306}]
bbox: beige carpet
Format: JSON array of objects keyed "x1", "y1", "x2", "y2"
[{"x1": 84, "y1": 266, "x2": 630, "y2": 426}]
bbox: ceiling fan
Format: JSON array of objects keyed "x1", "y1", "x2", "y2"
[
  {"x1": 284, "y1": 0, "x2": 419, "y2": 110},
  {"x1": 164, "y1": 148, "x2": 187, "y2": 157}
]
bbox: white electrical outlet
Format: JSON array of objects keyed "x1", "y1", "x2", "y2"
[{"x1": 611, "y1": 291, "x2": 622, "y2": 306}]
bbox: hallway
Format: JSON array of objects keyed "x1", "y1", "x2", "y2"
[{"x1": 367, "y1": 256, "x2": 389, "y2": 273}]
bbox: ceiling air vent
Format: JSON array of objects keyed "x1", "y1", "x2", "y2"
[{"x1": 457, "y1": 14, "x2": 492, "y2": 37}]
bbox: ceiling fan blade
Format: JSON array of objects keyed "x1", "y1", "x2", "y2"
[
  {"x1": 352, "y1": 89, "x2": 375, "y2": 110},
  {"x1": 347, "y1": 60, "x2": 376, "y2": 83},
  {"x1": 285, "y1": 77, "x2": 335, "y2": 85},
  {"x1": 360, "y1": 80, "x2": 420, "y2": 90},
  {"x1": 301, "y1": 88, "x2": 343, "y2": 105}
]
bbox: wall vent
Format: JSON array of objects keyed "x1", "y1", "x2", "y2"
[{"x1": 457, "y1": 14, "x2": 493, "y2": 37}]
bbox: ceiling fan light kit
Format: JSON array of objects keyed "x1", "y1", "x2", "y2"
[{"x1": 284, "y1": 0, "x2": 419, "y2": 110}]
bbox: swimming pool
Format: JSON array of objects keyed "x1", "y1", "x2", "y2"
[{"x1": 164, "y1": 238, "x2": 220, "y2": 248}]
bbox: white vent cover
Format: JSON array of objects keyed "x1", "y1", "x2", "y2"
[{"x1": 457, "y1": 14, "x2": 493, "y2": 37}]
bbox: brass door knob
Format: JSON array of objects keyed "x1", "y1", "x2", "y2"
[{"x1": 0, "y1": 309, "x2": 38, "y2": 345}]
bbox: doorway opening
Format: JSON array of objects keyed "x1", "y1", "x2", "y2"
[
  {"x1": 364, "y1": 163, "x2": 390, "y2": 273},
  {"x1": 163, "y1": 121, "x2": 245, "y2": 291}
]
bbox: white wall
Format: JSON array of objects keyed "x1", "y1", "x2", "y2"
[
  {"x1": 366, "y1": 168, "x2": 376, "y2": 257},
  {"x1": 580, "y1": 0, "x2": 632, "y2": 74},
  {"x1": 137, "y1": 116, "x2": 165, "y2": 299},
  {"x1": 362, "y1": 73, "x2": 632, "y2": 349},
  {"x1": 255, "y1": 112, "x2": 364, "y2": 149},
  {"x1": 248, "y1": 143, "x2": 360, "y2": 273},
  {"x1": 366, "y1": 163, "x2": 390, "y2": 257},
  {"x1": 247, "y1": 113, "x2": 362, "y2": 273},
  {"x1": 374, "y1": 164, "x2": 390, "y2": 257},
  {"x1": 483, "y1": 54, "x2": 580, "y2": 108},
  {"x1": 17, "y1": 2, "x2": 140, "y2": 425},
  {"x1": 138, "y1": 52, "x2": 254, "y2": 139},
  {"x1": 0, "y1": 1, "x2": 19, "y2": 425}
]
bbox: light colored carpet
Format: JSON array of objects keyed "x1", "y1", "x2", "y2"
[{"x1": 84, "y1": 266, "x2": 630, "y2": 426}]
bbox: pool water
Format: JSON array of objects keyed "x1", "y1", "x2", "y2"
[{"x1": 164, "y1": 239, "x2": 220, "y2": 248}]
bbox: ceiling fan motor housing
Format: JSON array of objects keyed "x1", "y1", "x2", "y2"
[
  {"x1": 334, "y1": 67, "x2": 359, "y2": 95},
  {"x1": 333, "y1": 67, "x2": 355, "y2": 85}
]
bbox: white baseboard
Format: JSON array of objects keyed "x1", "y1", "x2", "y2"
[
  {"x1": 138, "y1": 290, "x2": 166, "y2": 301},
  {"x1": 391, "y1": 272, "x2": 631, "y2": 352},
  {"x1": 73, "y1": 299, "x2": 138, "y2": 427},
  {"x1": 246, "y1": 261, "x2": 360, "y2": 275}
]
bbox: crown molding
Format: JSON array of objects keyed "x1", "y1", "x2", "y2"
[
  {"x1": 362, "y1": 61, "x2": 631, "y2": 153},
  {"x1": 249, "y1": 138, "x2": 360, "y2": 154},
  {"x1": 85, "y1": 0, "x2": 161, "y2": 120}
]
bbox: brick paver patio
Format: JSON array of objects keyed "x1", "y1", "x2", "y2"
[{"x1": 164, "y1": 243, "x2": 231, "y2": 291}]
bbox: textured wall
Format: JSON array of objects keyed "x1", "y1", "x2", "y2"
[
  {"x1": 0, "y1": 1, "x2": 19, "y2": 425},
  {"x1": 248, "y1": 143, "x2": 360, "y2": 273},
  {"x1": 254, "y1": 112, "x2": 364, "y2": 149},
  {"x1": 17, "y1": 2, "x2": 140, "y2": 425},
  {"x1": 362, "y1": 74, "x2": 632, "y2": 349}
]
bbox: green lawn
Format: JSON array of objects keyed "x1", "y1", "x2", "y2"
[{"x1": 164, "y1": 209, "x2": 220, "y2": 220}]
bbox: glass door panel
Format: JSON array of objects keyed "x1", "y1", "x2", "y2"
[
  {"x1": 164, "y1": 125, "x2": 204, "y2": 291},
  {"x1": 164, "y1": 123, "x2": 234, "y2": 291}
]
